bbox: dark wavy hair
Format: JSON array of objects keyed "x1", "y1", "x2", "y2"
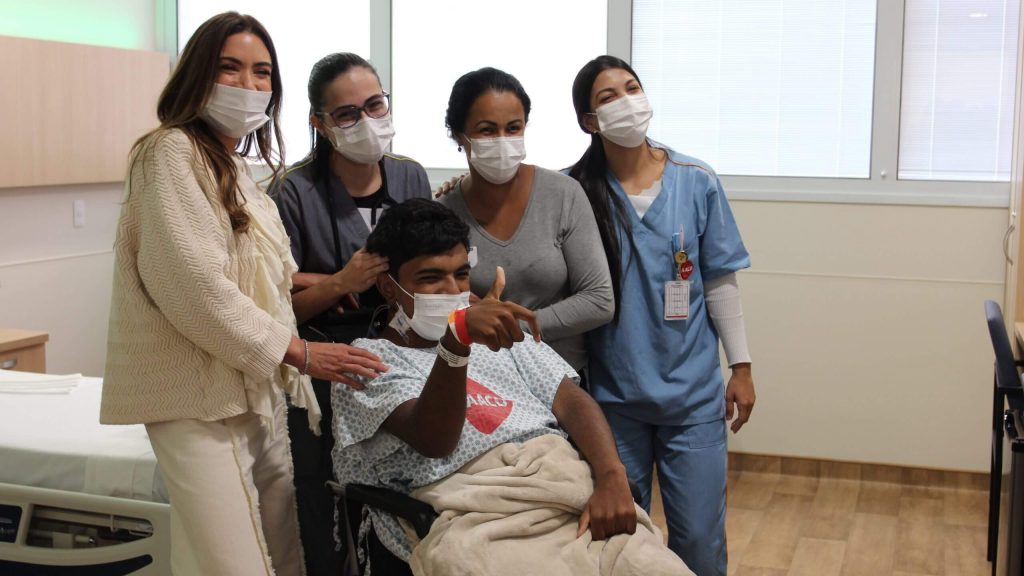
[
  {"x1": 365, "y1": 199, "x2": 471, "y2": 275},
  {"x1": 445, "y1": 67, "x2": 531, "y2": 143},
  {"x1": 568, "y1": 55, "x2": 644, "y2": 317},
  {"x1": 131, "y1": 11, "x2": 284, "y2": 233}
]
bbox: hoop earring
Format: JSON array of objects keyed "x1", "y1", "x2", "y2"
[{"x1": 458, "y1": 145, "x2": 463, "y2": 152}]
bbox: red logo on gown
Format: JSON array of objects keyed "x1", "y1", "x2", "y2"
[{"x1": 465, "y1": 378, "x2": 513, "y2": 434}]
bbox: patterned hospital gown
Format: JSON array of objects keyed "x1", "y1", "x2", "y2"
[{"x1": 331, "y1": 337, "x2": 578, "y2": 561}]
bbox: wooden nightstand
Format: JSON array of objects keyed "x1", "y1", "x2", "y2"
[{"x1": 0, "y1": 329, "x2": 49, "y2": 373}]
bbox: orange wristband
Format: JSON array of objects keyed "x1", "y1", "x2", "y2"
[{"x1": 448, "y1": 308, "x2": 472, "y2": 346}]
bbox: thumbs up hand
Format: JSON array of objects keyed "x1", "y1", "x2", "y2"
[
  {"x1": 464, "y1": 267, "x2": 542, "y2": 351},
  {"x1": 483, "y1": 265, "x2": 506, "y2": 302}
]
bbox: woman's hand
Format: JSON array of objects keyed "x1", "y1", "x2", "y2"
[
  {"x1": 725, "y1": 363, "x2": 755, "y2": 433},
  {"x1": 332, "y1": 248, "x2": 388, "y2": 296},
  {"x1": 286, "y1": 337, "x2": 387, "y2": 389},
  {"x1": 433, "y1": 173, "x2": 467, "y2": 198},
  {"x1": 577, "y1": 466, "x2": 637, "y2": 540},
  {"x1": 306, "y1": 342, "x2": 387, "y2": 389},
  {"x1": 290, "y1": 252, "x2": 386, "y2": 325},
  {"x1": 463, "y1": 267, "x2": 541, "y2": 351}
]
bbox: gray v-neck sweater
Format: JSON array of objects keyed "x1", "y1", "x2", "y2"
[{"x1": 440, "y1": 167, "x2": 614, "y2": 370}]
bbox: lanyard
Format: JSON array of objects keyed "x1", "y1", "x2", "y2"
[{"x1": 323, "y1": 159, "x2": 392, "y2": 270}]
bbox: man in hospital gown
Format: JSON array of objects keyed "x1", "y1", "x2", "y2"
[{"x1": 331, "y1": 199, "x2": 691, "y2": 576}]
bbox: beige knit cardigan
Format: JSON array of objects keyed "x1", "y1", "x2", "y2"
[{"x1": 100, "y1": 128, "x2": 293, "y2": 425}]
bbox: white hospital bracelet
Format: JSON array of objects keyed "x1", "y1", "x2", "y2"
[{"x1": 436, "y1": 341, "x2": 470, "y2": 367}]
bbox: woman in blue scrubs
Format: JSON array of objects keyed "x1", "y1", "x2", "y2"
[{"x1": 567, "y1": 55, "x2": 756, "y2": 576}]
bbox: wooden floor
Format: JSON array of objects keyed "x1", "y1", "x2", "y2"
[{"x1": 647, "y1": 470, "x2": 990, "y2": 576}]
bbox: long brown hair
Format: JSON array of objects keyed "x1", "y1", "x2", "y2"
[{"x1": 131, "y1": 12, "x2": 284, "y2": 232}]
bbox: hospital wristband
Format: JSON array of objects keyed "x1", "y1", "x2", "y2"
[
  {"x1": 436, "y1": 340, "x2": 470, "y2": 368},
  {"x1": 448, "y1": 307, "x2": 472, "y2": 346}
]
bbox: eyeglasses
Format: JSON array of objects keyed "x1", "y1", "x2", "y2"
[{"x1": 320, "y1": 92, "x2": 391, "y2": 129}]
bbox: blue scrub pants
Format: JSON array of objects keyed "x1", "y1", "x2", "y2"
[{"x1": 602, "y1": 408, "x2": 727, "y2": 576}]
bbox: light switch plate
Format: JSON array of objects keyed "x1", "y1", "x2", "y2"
[{"x1": 73, "y1": 199, "x2": 86, "y2": 228}]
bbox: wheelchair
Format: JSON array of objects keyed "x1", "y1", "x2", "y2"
[
  {"x1": 328, "y1": 479, "x2": 644, "y2": 576},
  {"x1": 329, "y1": 481, "x2": 434, "y2": 576}
]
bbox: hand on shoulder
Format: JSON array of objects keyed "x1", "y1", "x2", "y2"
[{"x1": 434, "y1": 172, "x2": 467, "y2": 198}]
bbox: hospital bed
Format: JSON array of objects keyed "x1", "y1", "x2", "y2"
[{"x1": 0, "y1": 370, "x2": 170, "y2": 575}]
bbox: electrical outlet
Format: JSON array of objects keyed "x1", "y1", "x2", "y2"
[{"x1": 73, "y1": 199, "x2": 86, "y2": 228}]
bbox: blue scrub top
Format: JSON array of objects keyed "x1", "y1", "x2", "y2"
[{"x1": 588, "y1": 145, "x2": 750, "y2": 426}]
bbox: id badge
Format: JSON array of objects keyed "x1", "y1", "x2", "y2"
[{"x1": 664, "y1": 280, "x2": 689, "y2": 321}]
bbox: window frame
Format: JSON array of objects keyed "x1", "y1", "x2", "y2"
[
  {"x1": 621, "y1": 0, "x2": 1011, "y2": 208},
  {"x1": 168, "y1": 0, "x2": 1012, "y2": 207}
]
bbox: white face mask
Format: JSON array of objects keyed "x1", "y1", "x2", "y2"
[
  {"x1": 200, "y1": 84, "x2": 272, "y2": 139},
  {"x1": 595, "y1": 93, "x2": 653, "y2": 148},
  {"x1": 326, "y1": 115, "x2": 396, "y2": 165},
  {"x1": 467, "y1": 136, "x2": 526, "y2": 185},
  {"x1": 388, "y1": 276, "x2": 471, "y2": 341}
]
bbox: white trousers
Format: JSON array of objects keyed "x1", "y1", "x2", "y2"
[{"x1": 146, "y1": 397, "x2": 305, "y2": 576}]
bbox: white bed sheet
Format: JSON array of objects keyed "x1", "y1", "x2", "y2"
[{"x1": 0, "y1": 371, "x2": 168, "y2": 503}]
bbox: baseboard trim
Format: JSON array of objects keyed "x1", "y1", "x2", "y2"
[{"x1": 728, "y1": 451, "x2": 988, "y2": 492}]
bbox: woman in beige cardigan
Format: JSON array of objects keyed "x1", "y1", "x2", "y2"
[{"x1": 100, "y1": 12, "x2": 386, "y2": 576}]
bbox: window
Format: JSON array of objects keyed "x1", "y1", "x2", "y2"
[
  {"x1": 169, "y1": 0, "x2": 1021, "y2": 204},
  {"x1": 177, "y1": 1, "x2": 370, "y2": 164},
  {"x1": 898, "y1": 0, "x2": 1020, "y2": 182},
  {"x1": 390, "y1": 0, "x2": 607, "y2": 171},
  {"x1": 631, "y1": 0, "x2": 877, "y2": 179}
]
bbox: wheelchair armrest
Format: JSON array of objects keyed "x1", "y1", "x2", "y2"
[
  {"x1": 345, "y1": 483, "x2": 438, "y2": 540},
  {"x1": 330, "y1": 476, "x2": 642, "y2": 544},
  {"x1": 1004, "y1": 385, "x2": 1024, "y2": 397}
]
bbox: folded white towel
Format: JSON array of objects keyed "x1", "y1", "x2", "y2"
[{"x1": 0, "y1": 371, "x2": 81, "y2": 394}]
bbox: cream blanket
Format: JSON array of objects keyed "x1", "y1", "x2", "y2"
[{"x1": 409, "y1": 434, "x2": 694, "y2": 576}]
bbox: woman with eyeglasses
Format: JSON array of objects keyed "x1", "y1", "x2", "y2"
[
  {"x1": 567, "y1": 55, "x2": 755, "y2": 576},
  {"x1": 437, "y1": 67, "x2": 614, "y2": 375},
  {"x1": 101, "y1": 14, "x2": 386, "y2": 575},
  {"x1": 272, "y1": 52, "x2": 429, "y2": 576}
]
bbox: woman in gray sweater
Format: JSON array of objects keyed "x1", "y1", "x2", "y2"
[{"x1": 438, "y1": 68, "x2": 613, "y2": 372}]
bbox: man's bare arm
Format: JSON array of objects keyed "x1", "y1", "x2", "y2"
[{"x1": 552, "y1": 380, "x2": 637, "y2": 540}]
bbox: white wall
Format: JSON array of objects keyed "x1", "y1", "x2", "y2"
[
  {"x1": 0, "y1": 0, "x2": 1008, "y2": 472},
  {"x1": 725, "y1": 200, "x2": 1007, "y2": 472},
  {"x1": 0, "y1": 0, "x2": 159, "y2": 376},
  {"x1": 0, "y1": 184, "x2": 124, "y2": 376}
]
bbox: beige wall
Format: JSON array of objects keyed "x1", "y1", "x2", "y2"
[
  {"x1": 725, "y1": 200, "x2": 1007, "y2": 472},
  {"x1": 0, "y1": 0, "x2": 158, "y2": 376}
]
